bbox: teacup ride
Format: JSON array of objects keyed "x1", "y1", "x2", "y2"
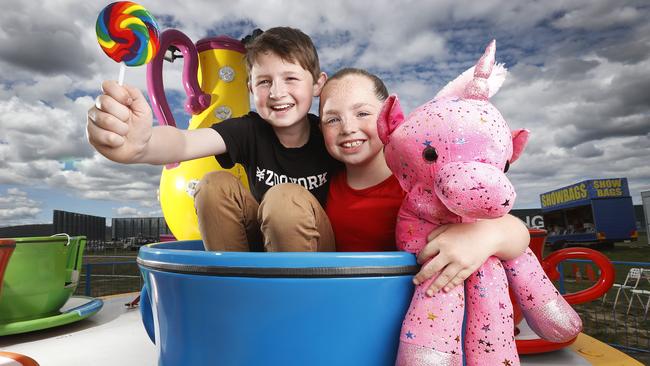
[
  {"x1": 0, "y1": 235, "x2": 103, "y2": 336},
  {"x1": 0, "y1": 351, "x2": 39, "y2": 366},
  {"x1": 136, "y1": 230, "x2": 617, "y2": 366}
]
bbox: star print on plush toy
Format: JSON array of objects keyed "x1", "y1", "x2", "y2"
[{"x1": 380, "y1": 39, "x2": 582, "y2": 366}]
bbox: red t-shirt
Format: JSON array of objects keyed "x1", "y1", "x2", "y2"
[{"x1": 326, "y1": 171, "x2": 405, "y2": 252}]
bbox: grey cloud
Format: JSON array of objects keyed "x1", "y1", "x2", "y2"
[
  {"x1": 550, "y1": 59, "x2": 600, "y2": 80},
  {"x1": 554, "y1": 114, "x2": 649, "y2": 148},
  {"x1": 0, "y1": 188, "x2": 42, "y2": 226},
  {"x1": 2, "y1": 0, "x2": 650, "y2": 220},
  {"x1": 571, "y1": 142, "x2": 605, "y2": 158},
  {"x1": 0, "y1": 4, "x2": 96, "y2": 77},
  {"x1": 552, "y1": 4, "x2": 643, "y2": 31},
  {"x1": 0, "y1": 98, "x2": 96, "y2": 162},
  {"x1": 608, "y1": 72, "x2": 650, "y2": 114},
  {"x1": 595, "y1": 40, "x2": 650, "y2": 65},
  {"x1": 551, "y1": 68, "x2": 650, "y2": 147},
  {"x1": 116, "y1": 206, "x2": 139, "y2": 216}
]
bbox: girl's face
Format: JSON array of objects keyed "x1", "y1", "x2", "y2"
[{"x1": 320, "y1": 74, "x2": 385, "y2": 167}]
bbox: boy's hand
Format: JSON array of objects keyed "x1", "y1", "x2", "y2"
[
  {"x1": 87, "y1": 80, "x2": 153, "y2": 163},
  {"x1": 412, "y1": 215, "x2": 529, "y2": 297}
]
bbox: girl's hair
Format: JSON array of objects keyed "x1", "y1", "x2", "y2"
[{"x1": 326, "y1": 68, "x2": 388, "y2": 101}]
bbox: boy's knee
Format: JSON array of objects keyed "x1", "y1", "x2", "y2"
[
  {"x1": 199, "y1": 170, "x2": 238, "y2": 188},
  {"x1": 260, "y1": 183, "x2": 316, "y2": 223},
  {"x1": 196, "y1": 171, "x2": 239, "y2": 197},
  {"x1": 259, "y1": 183, "x2": 333, "y2": 252}
]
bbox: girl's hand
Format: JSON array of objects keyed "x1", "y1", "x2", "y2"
[{"x1": 413, "y1": 214, "x2": 529, "y2": 296}]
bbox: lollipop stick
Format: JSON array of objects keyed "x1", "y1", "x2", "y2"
[{"x1": 118, "y1": 63, "x2": 126, "y2": 86}]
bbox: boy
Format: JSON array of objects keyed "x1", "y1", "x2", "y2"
[{"x1": 87, "y1": 27, "x2": 340, "y2": 253}]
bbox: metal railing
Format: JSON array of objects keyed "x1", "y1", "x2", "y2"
[
  {"x1": 557, "y1": 259, "x2": 650, "y2": 355},
  {"x1": 74, "y1": 258, "x2": 141, "y2": 298}
]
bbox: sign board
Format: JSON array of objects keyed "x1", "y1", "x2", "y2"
[{"x1": 540, "y1": 178, "x2": 630, "y2": 211}]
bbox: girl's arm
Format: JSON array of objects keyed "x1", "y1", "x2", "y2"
[{"x1": 413, "y1": 214, "x2": 530, "y2": 297}]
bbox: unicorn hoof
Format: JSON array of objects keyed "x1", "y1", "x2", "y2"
[
  {"x1": 395, "y1": 341, "x2": 462, "y2": 366},
  {"x1": 525, "y1": 297, "x2": 583, "y2": 342}
]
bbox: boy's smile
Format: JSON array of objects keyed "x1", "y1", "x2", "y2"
[{"x1": 270, "y1": 103, "x2": 294, "y2": 112}]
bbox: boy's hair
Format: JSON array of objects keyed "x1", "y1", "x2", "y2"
[
  {"x1": 325, "y1": 67, "x2": 389, "y2": 101},
  {"x1": 245, "y1": 27, "x2": 321, "y2": 81}
]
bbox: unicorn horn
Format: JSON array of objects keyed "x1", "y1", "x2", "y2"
[{"x1": 463, "y1": 39, "x2": 496, "y2": 100}]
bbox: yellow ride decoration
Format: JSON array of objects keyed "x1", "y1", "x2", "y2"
[{"x1": 147, "y1": 30, "x2": 249, "y2": 240}]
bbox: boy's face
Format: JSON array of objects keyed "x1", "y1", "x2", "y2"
[
  {"x1": 320, "y1": 74, "x2": 385, "y2": 167},
  {"x1": 248, "y1": 52, "x2": 325, "y2": 129}
]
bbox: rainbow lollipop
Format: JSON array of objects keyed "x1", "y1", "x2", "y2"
[{"x1": 96, "y1": 1, "x2": 160, "y2": 84}]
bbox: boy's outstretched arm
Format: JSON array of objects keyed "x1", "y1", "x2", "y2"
[
  {"x1": 413, "y1": 214, "x2": 530, "y2": 296},
  {"x1": 87, "y1": 80, "x2": 226, "y2": 165}
]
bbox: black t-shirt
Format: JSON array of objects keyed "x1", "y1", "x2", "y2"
[{"x1": 211, "y1": 112, "x2": 342, "y2": 206}]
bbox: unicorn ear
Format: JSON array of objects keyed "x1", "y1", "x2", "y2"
[
  {"x1": 510, "y1": 129, "x2": 530, "y2": 164},
  {"x1": 434, "y1": 41, "x2": 507, "y2": 100},
  {"x1": 377, "y1": 94, "x2": 405, "y2": 144},
  {"x1": 434, "y1": 64, "x2": 507, "y2": 100}
]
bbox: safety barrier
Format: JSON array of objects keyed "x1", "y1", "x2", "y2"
[
  {"x1": 74, "y1": 258, "x2": 141, "y2": 298},
  {"x1": 558, "y1": 259, "x2": 650, "y2": 356}
]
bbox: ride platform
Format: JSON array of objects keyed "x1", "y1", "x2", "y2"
[{"x1": 0, "y1": 293, "x2": 643, "y2": 365}]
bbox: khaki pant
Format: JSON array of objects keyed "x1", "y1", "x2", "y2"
[{"x1": 194, "y1": 171, "x2": 335, "y2": 252}]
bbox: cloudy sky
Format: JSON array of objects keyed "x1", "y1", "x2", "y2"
[{"x1": 0, "y1": 0, "x2": 649, "y2": 227}]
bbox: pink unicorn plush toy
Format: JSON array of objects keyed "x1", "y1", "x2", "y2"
[{"x1": 378, "y1": 40, "x2": 582, "y2": 366}]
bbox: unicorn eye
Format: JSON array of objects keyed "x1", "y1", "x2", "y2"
[
  {"x1": 422, "y1": 146, "x2": 438, "y2": 162},
  {"x1": 504, "y1": 160, "x2": 510, "y2": 173}
]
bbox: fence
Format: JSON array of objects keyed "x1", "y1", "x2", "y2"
[
  {"x1": 557, "y1": 259, "x2": 650, "y2": 358},
  {"x1": 74, "y1": 256, "x2": 142, "y2": 298}
]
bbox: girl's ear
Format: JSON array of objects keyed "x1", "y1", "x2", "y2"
[
  {"x1": 313, "y1": 72, "x2": 328, "y2": 96},
  {"x1": 247, "y1": 80, "x2": 253, "y2": 94}
]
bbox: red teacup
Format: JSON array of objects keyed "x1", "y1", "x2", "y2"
[{"x1": 512, "y1": 229, "x2": 615, "y2": 354}]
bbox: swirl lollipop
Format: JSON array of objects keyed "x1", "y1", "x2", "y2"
[{"x1": 96, "y1": 1, "x2": 160, "y2": 85}]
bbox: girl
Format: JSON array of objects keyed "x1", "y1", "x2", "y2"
[{"x1": 319, "y1": 68, "x2": 530, "y2": 295}]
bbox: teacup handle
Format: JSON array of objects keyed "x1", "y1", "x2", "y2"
[
  {"x1": 147, "y1": 29, "x2": 211, "y2": 169},
  {"x1": 147, "y1": 29, "x2": 210, "y2": 128},
  {"x1": 542, "y1": 247, "x2": 615, "y2": 305},
  {"x1": 51, "y1": 233, "x2": 71, "y2": 245}
]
